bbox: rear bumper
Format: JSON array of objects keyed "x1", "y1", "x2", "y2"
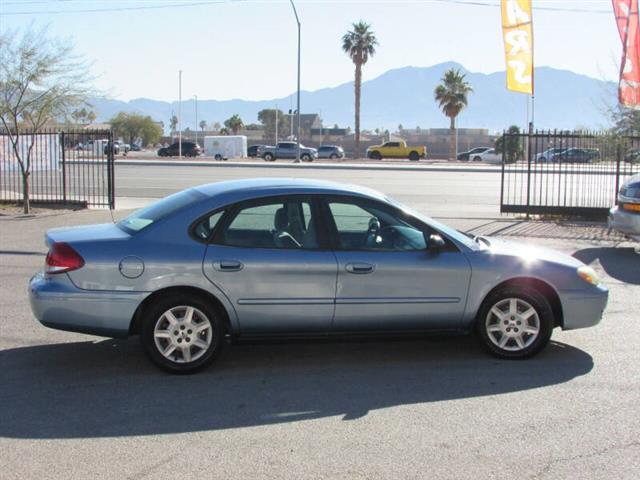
[
  {"x1": 559, "y1": 285, "x2": 609, "y2": 330},
  {"x1": 29, "y1": 272, "x2": 148, "y2": 338},
  {"x1": 608, "y1": 206, "x2": 640, "y2": 240}
]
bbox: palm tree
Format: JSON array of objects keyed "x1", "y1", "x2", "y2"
[
  {"x1": 342, "y1": 21, "x2": 378, "y2": 158},
  {"x1": 199, "y1": 120, "x2": 207, "y2": 132},
  {"x1": 224, "y1": 114, "x2": 244, "y2": 134},
  {"x1": 434, "y1": 68, "x2": 473, "y2": 160}
]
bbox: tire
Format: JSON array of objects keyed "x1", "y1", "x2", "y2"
[
  {"x1": 473, "y1": 156, "x2": 482, "y2": 162},
  {"x1": 539, "y1": 156, "x2": 546, "y2": 163},
  {"x1": 329, "y1": 153, "x2": 338, "y2": 159},
  {"x1": 140, "y1": 293, "x2": 225, "y2": 373},
  {"x1": 263, "y1": 153, "x2": 274, "y2": 162},
  {"x1": 214, "y1": 154, "x2": 222, "y2": 161},
  {"x1": 475, "y1": 285, "x2": 553, "y2": 359},
  {"x1": 370, "y1": 151, "x2": 382, "y2": 160},
  {"x1": 409, "y1": 151, "x2": 419, "y2": 161},
  {"x1": 301, "y1": 153, "x2": 312, "y2": 162}
]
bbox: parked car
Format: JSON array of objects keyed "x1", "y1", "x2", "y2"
[
  {"x1": 457, "y1": 147, "x2": 491, "y2": 161},
  {"x1": 29, "y1": 178, "x2": 608, "y2": 373},
  {"x1": 608, "y1": 173, "x2": 640, "y2": 241},
  {"x1": 130, "y1": 143, "x2": 142, "y2": 152},
  {"x1": 157, "y1": 142, "x2": 202, "y2": 157},
  {"x1": 317, "y1": 145, "x2": 345, "y2": 159},
  {"x1": 366, "y1": 141, "x2": 426, "y2": 161},
  {"x1": 103, "y1": 141, "x2": 119, "y2": 155},
  {"x1": 555, "y1": 148, "x2": 599, "y2": 163},
  {"x1": 624, "y1": 149, "x2": 640, "y2": 163},
  {"x1": 470, "y1": 148, "x2": 502, "y2": 163},
  {"x1": 114, "y1": 141, "x2": 131, "y2": 155},
  {"x1": 535, "y1": 148, "x2": 565, "y2": 163},
  {"x1": 260, "y1": 141, "x2": 318, "y2": 162},
  {"x1": 247, "y1": 145, "x2": 263, "y2": 158}
]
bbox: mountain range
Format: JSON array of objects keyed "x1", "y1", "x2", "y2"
[{"x1": 90, "y1": 61, "x2": 616, "y2": 133}]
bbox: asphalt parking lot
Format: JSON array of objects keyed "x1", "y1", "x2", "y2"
[{"x1": 1, "y1": 204, "x2": 639, "y2": 479}]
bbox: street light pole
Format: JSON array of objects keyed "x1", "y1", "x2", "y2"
[
  {"x1": 178, "y1": 69, "x2": 182, "y2": 159},
  {"x1": 194, "y1": 95, "x2": 198, "y2": 146},
  {"x1": 290, "y1": 0, "x2": 301, "y2": 163},
  {"x1": 275, "y1": 104, "x2": 278, "y2": 144}
]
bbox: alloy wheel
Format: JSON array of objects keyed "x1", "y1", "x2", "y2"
[
  {"x1": 485, "y1": 297, "x2": 540, "y2": 352},
  {"x1": 153, "y1": 305, "x2": 213, "y2": 363}
]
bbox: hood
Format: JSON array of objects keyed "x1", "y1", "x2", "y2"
[
  {"x1": 478, "y1": 236, "x2": 584, "y2": 269},
  {"x1": 45, "y1": 223, "x2": 130, "y2": 247}
]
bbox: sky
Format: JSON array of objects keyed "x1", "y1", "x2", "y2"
[{"x1": 0, "y1": 0, "x2": 621, "y2": 103}]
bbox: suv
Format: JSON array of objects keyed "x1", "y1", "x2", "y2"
[
  {"x1": 317, "y1": 145, "x2": 345, "y2": 159},
  {"x1": 158, "y1": 142, "x2": 202, "y2": 157}
]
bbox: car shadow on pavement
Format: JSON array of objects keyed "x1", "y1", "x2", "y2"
[
  {"x1": 573, "y1": 247, "x2": 640, "y2": 284},
  {"x1": 0, "y1": 337, "x2": 593, "y2": 439}
]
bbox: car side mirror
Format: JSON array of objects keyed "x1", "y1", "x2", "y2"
[{"x1": 425, "y1": 233, "x2": 445, "y2": 251}]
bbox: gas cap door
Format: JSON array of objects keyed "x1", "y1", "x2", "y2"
[{"x1": 118, "y1": 256, "x2": 145, "y2": 279}]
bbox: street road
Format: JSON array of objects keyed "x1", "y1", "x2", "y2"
[{"x1": 114, "y1": 163, "x2": 503, "y2": 218}]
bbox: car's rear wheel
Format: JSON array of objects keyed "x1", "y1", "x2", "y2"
[
  {"x1": 214, "y1": 154, "x2": 222, "y2": 161},
  {"x1": 409, "y1": 151, "x2": 419, "y2": 161},
  {"x1": 476, "y1": 286, "x2": 553, "y2": 359},
  {"x1": 263, "y1": 153, "x2": 274, "y2": 162},
  {"x1": 141, "y1": 294, "x2": 224, "y2": 373}
]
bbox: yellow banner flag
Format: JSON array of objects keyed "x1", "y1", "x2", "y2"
[{"x1": 501, "y1": 0, "x2": 534, "y2": 94}]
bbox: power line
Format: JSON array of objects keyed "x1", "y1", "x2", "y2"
[
  {"x1": 1, "y1": 0, "x2": 247, "y2": 16},
  {"x1": 429, "y1": 0, "x2": 610, "y2": 15}
]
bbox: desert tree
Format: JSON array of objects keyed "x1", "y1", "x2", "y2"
[
  {"x1": 342, "y1": 21, "x2": 378, "y2": 158},
  {"x1": 110, "y1": 112, "x2": 162, "y2": 146},
  {"x1": 0, "y1": 26, "x2": 94, "y2": 212},
  {"x1": 199, "y1": 120, "x2": 207, "y2": 132},
  {"x1": 224, "y1": 114, "x2": 244, "y2": 134},
  {"x1": 434, "y1": 68, "x2": 473, "y2": 161}
]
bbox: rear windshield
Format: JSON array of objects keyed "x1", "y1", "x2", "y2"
[{"x1": 118, "y1": 189, "x2": 205, "y2": 234}]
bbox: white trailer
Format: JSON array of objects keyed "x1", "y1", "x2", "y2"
[{"x1": 203, "y1": 135, "x2": 247, "y2": 160}]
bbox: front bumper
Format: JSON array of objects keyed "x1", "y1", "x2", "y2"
[
  {"x1": 559, "y1": 284, "x2": 609, "y2": 330},
  {"x1": 608, "y1": 206, "x2": 640, "y2": 241},
  {"x1": 29, "y1": 272, "x2": 148, "y2": 338}
]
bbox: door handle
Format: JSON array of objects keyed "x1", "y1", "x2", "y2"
[
  {"x1": 345, "y1": 262, "x2": 374, "y2": 274},
  {"x1": 213, "y1": 260, "x2": 243, "y2": 272}
]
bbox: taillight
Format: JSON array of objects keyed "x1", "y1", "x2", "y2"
[{"x1": 45, "y1": 242, "x2": 85, "y2": 274}]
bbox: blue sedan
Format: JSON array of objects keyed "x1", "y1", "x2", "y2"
[{"x1": 29, "y1": 178, "x2": 608, "y2": 372}]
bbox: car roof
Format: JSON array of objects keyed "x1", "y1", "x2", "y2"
[{"x1": 193, "y1": 178, "x2": 387, "y2": 202}]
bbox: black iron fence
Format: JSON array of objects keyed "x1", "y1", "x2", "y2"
[
  {"x1": 0, "y1": 129, "x2": 115, "y2": 208},
  {"x1": 500, "y1": 130, "x2": 640, "y2": 217}
]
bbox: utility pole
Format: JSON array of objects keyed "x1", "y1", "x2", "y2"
[
  {"x1": 178, "y1": 69, "x2": 182, "y2": 159},
  {"x1": 194, "y1": 95, "x2": 198, "y2": 146},
  {"x1": 290, "y1": 0, "x2": 301, "y2": 163}
]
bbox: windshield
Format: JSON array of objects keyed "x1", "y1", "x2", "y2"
[
  {"x1": 117, "y1": 188, "x2": 206, "y2": 234},
  {"x1": 385, "y1": 196, "x2": 479, "y2": 250}
]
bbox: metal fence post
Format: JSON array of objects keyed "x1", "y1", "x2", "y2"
[
  {"x1": 61, "y1": 131, "x2": 67, "y2": 203},
  {"x1": 499, "y1": 129, "x2": 506, "y2": 213},
  {"x1": 615, "y1": 142, "x2": 622, "y2": 204},
  {"x1": 525, "y1": 123, "x2": 533, "y2": 219},
  {"x1": 107, "y1": 130, "x2": 115, "y2": 209}
]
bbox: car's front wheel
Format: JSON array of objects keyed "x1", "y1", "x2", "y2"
[
  {"x1": 141, "y1": 294, "x2": 224, "y2": 373},
  {"x1": 476, "y1": 286, "x2": 553, "y2": 359}
]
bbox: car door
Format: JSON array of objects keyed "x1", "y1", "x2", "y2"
[
  {"x1": 278, "y1": 143, "x2": 294, "y2": 159},
  {"x1": 202, "y1": 195, "x2": 337, "y2": 334},
  {"x1": 322, "y1": 197, "x2": 471, "y2": 332}
]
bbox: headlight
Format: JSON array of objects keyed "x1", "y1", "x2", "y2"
[{"x1": 577, "y1": 265, "x2": 600, "y2": 286}]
